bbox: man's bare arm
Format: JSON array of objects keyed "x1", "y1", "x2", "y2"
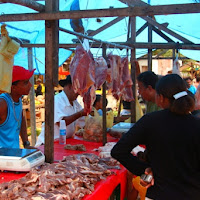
[{"x1": 0, "y1": 99, "x2": 8, "y2": 124}]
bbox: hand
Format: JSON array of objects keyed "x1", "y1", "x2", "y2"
[
  {"x1": 80, "y1": 109, "x2": 88, "y2": 117},
  {"x1": 140, "y1": 168, "x2": 154, "y2": 188}
]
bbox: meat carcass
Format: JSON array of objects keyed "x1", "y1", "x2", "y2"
[
  {"x1": 83, "y1": 85, "x2": 96, "y2": 114},
  {"x1": 120, "y1": 57, "x2": 133, "y2": 90},
  {"x1": 69, "y1": 45, "x2": 95, "y2": 96},
  {"x1": 107, "y1": 54, "x2": 122, "y2": 100},
  {"x1": 121, "y1": 57, "x2": 134, "y2": 101},
  {"x1": 94, "y1": 57, "x2": 108, "y2": 89}
]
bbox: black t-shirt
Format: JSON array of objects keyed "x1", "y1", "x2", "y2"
[{"x1": 111, "y1": 109, "x2": 200, "y2": 200}]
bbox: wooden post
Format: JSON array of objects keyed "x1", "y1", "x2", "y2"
[
  {"x1": 148, "y1": 17, "x2": 153, "y2": 71},
  {"x1": 44, "y1": 0, "x2": 59, "y2": 163},
  {"x1": 28, "y1": 47, "x2": 36, "y2": 146},
  {"x1": 102, "y1": 44, "x2": 107, "y2": 145},
  {"x1": 130, "y1": 17, "x2": 136, "y2": 123}
]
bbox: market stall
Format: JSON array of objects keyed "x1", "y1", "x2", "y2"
[
  {"x1": 0, "y1": 136, "x2": 127, "y2": 200},
  {"x1": 0, "y1": 0, "x2": 199, "y2": 163},
  {"x1": 0, "y1": 1, "x2": 200, "y2": 200}
]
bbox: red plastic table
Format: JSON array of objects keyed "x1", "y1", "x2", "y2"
[{"x1": 0, "y1": 136, "x2": 127, "y2": 200}]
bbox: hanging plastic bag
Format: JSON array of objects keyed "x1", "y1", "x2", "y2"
[
  {"x1": 0, "y1": 24, "x2": 20, "y2": 93},
  {"x1": 172, "y1": 53, "x2": 181, "y2": 76},
  {"x1": 83, "y1": 115, "x2": 103, "y2": 142}
]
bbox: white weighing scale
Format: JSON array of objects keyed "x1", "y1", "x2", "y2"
[
  {"x1": 111, "y1": 122, "x2": 134, "y2": 134},
  {"x1": 0, "y1": 148, "x2": 45, "y2": 172}
]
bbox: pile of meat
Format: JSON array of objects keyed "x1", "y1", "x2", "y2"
[
  {"x1": 0, "y1": 153, "x2": 120, "y2": 200},
  {"x1": 94, "y1": 142, "x2": 117, "y2": 158},
  {"x1": 69, "y1": 45, "x2": 134, "y2": 114}
]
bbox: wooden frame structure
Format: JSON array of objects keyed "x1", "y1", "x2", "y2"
[{"x1": 0, "y1": 0, "x2": 199, "y2": 162}]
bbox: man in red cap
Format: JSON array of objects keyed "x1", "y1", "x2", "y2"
[{"x1": 0, "y1": 65, "x2": 36, "y2": 149}]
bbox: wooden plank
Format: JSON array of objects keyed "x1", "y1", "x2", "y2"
[
  {"x1": 0, "y1": 0, "x2": 45, "y2": 12},
  {"x1": 125, "y1": 42, "x2": 200, "y2": 49},
  {"x1": 136, "y1": 22, "x2": 148, "y2": 36},
  {"x1": 138, "y1": 56, "x2": 189, "y2": 60},
  {"x1": 119, "y1": 0, "x2": 194, "y2": 44},
  {"x1": 59, "y1": 27, "x2": 132, "y2": 49},
  {"x1": 130, "y1": 17, "x2": 136, "y2": 123},
  {"x1": 141, "y1": 16, "x2": 193, "y2": 44},
  {"x1": 28, "y1": 47, "x2": 37, "y2": 146},
  {"x1": 44, "y1": 0, "x2": 59, "y2": 163},
  {"x1": 21, "y1": 42, "x2": 200, "y2": 50},
  {"x1": 0, "y1": 3, "x2": 200, "y2": 22},
  {"x1": 148, "y1": 18, "x2": 153, "y2": 71},
  {"x1": 102, "y1": 44, "x2": 107, "y2": 145}
]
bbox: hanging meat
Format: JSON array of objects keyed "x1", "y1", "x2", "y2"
[
  {"x1": 69, "y1": 45, "x2": 95, "y2": 96},
  {"x1": 94, "y1": 57, "x2": 108, "y2": 89},
  {"x1": 83, "y1": 85, "x2": 96, "y2": 114},
  {"x1": 107, "y1": 54, "x2": 122, "y2": 100},
  {"x1": 121, "y1": 57, "x2": 134, "y2": 101}
]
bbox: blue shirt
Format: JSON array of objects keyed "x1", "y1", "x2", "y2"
[
  {"x1": 188, "y1": 85, "x2": 197, "y2": 94},
  {"x1": 0, "y1": 93, "x2": 22, "y2": 148}
]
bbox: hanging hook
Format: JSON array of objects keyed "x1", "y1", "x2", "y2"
[
  {"x1": 96, "y1": 42, "x2": 103, "y2": 58},
  {"x1": 89, "y1": 39, "x2": 94, "y2": 49},
  {"x1": 111, "y1": 43, "x2": 116, "y2": 54},
  {"x1": 78, "y1": 37, "x2": 83, "y2": 46},
  {"x1": 117, "y1": 47, "x2": 122, "y2": 56},
  {"x1": 106, "y1": 43, "x2": 111, "y2": 55},
  {"x1": 176, "y1": 42, "x2": 180, "y2": 54}
]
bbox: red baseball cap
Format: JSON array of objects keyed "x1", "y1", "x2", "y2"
[{"x1": 12, "y1": 65, "x2": 35, "y2": 83}]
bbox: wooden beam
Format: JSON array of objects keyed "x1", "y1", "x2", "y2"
[
  {"x1": 136, "y1": 22, "x2": 148, "y2": 36},
  {"x1": 130, "y1": 17, "x2": 136, "y2": 123},
  {"x1": 28, "y1": 47, "x2": 37, "y2": 146},
  {"x1": 0, "y1": 0, "x2": 45, "y2": 12},
  {"x1": 0, "y1": 3, "x2": 200, "y2": 22},
  {"x1": 138, "y1": 57, "x2": 190, "y2": 60},
  {"x1": 59, "y1": 27, "x2": 132, "y2": 49},
  {"x1": 141, "y1": 16, "x2": 193, "y2": 44},
  {"x1": 125, "y1": 42, "x2": 200, "y2": 50},
  {"x1": 102, "y1": 44, "x2": 107, "y2": 145},
  {"x1": 119, "y1": 0, "x2": 194, "y2": 44},
  {"x1": 44, "y1": 0, "x2": 59, "y2": 163},
  {"x1": 20, "y1": 42, "x2": 200, "y2": 50},
  {"x1": 148, "y1": 18, "x2": 153, "y2": 70}
]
